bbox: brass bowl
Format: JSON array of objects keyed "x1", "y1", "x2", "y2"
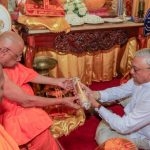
[{"x1": 33, "y1": 56, "x2": 58, "y2": 70}]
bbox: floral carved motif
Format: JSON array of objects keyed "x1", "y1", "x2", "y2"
[{"x1": 55, "y1": 29, "x2": 128, "y2": 53}]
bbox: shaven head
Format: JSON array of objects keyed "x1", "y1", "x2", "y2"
[
  {"x1": 0, "y1": 31, "x2": 24, "y2": 49},
  {"x1": 0, "y1": 31, "x2": 24, "y2": 67}
]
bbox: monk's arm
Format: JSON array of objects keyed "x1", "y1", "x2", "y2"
[
  {"x1": 3, "y1": 73, "x2": 79, "y2": 109},
  {"x1": 30, "y1": 74, "x2": 73, "y2": 90}
]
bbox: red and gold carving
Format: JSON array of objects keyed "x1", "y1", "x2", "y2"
[
  {"x1": 55, "y1": 30, "x2": 128, "y2": 53},
  {"x1": 24, "y1": 0, "x2": 65, "y2": 16}
]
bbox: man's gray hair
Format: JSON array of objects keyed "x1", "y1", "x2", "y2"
[{"x1": 135, "y1": 48, "x2": 150, "y2": 66}]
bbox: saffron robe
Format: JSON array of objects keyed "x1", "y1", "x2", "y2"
[
  {"x1": 0, "y1": 124, "x2": 19, "y2": 150},
  {"x1": 0, "y1": 63, "x2": 53, "y2": 145}
]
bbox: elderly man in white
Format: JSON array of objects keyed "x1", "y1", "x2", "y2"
[{"x1": 85, "y1": 48, "x2": 150, "y2": 150}]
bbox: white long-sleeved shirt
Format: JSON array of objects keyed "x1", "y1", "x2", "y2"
[{"x1": 96, "y1": 79, "x2": 150, "y2": 140}]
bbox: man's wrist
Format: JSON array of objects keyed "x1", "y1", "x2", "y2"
[
  {"x1": 95, "y1": 103, "x2": 101, "y2": 109},
  {"x1": 94, "y1": 91, "x2": 100, "y2": 100},
  {"x1": 94, "y1": 103, "x2": 102, "y2": 112}
]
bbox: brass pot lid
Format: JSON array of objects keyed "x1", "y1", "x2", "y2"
[
  {"x1": 36, "y1": 70, "x2": 49, "y2": 76},
  {"x1": 33, "y1": 55, "x2": 58, "y2": 70}
]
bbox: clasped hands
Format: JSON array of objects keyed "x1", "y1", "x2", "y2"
[
  {"x1": 81, "y1": 84, "x2": 102, "y2": 109},
  {"x1": 55, "y1": 78, "x2": 102, "y2": 109}
]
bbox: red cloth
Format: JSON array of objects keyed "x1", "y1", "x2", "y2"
[{"x1": 0, "y1": 63, "x2": 56, "y2": 148}]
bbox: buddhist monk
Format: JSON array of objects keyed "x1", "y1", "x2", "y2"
[
  {"x1": 0, "y1": 64, "x2": 20, "y2": 150},
  {"x1": 0, "y1": 31, "x2": 80, "y2": 150}
]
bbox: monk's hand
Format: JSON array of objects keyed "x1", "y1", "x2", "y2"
[
  {"x1": 56, "y1": 78, "x2": 74, "y2": 91},
  {"x1": 79, "y1": 83, "x2": 93, "y2": 95},
  {"x1": 62, "y1": 96, "x2": 81, "y2": 109}
]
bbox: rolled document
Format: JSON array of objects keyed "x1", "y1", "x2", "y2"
[{"x1": 73, "y1": 77, "x2": 91, "y2": 110}]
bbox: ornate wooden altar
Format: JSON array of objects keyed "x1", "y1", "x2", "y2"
[{"x1": 21, "y1": 22, "x2": 145, "y2": 84}]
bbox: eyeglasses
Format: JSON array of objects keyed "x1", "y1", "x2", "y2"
[
  {"x1": 131, "y1": 66, "x2": 150, "y2": 73},
  {"x1": 0, "y1": 47, "x2": 22, "y2": 61}
]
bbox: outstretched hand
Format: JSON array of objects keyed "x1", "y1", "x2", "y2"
[
  {"x1": 56, "y1": 78, "x2": 74, "y2": 91},
  {"x1": 62, "y1": 96, "x2": 81, "y2": 109},
  {"x1": 87, "y1": 93, "x2": 101, "y2": 108},
  {"x1": 79, "y1": 83, "x2": 101, "y2": 108},
  {"x1": 79, "y1": 83, "x2": 93, "y2": 95}
]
